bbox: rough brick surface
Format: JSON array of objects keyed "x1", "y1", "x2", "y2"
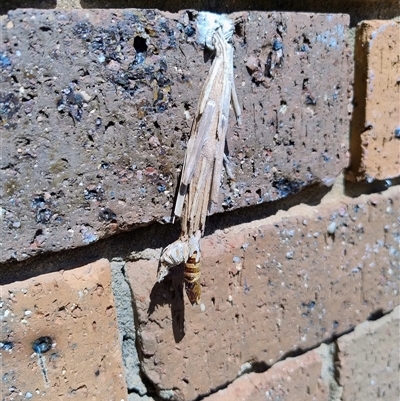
[
  {"x1": 126, "y1": 186, "x2": 399, "y2": 400},
  {"x1": 0, "y1": 259, "x2": 128, "y2": 400},
  {"x1": 0, "y1": 9, "x2": 349, "y2": 263},
  {"x1": 337, "y1": 305, "x2": 400, "y2": 401},
  {"x1": 203, "y1": 345, "x2": 330, "y2": 401},
  {"x1": 347, "y1": 20, "x2": 400, "y2": 181}
]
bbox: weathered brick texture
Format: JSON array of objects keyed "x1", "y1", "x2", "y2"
[
  {"x1": 0, "y1": 259, "x2": 128, "y2": 400},
  {"x1": 347, "y1": 20, "x2": 400, "y2": 181},
  {"x1": 202, "y1": 306, "x2": 400, "y2": 401},
  {"x1": 127, "y1": 186, "x2": 399, "y2": 400},
  {"x1": 1, "y1": 6, "x2": 399, "y2": 401},
  {"x1": 203, "y1": 343, "x2": 338, "y2": 401},
  {"x1": 337, "y1": 305, "x2": 400, "y2": 401},
  {"x1": 0, "y1": 9, "x2": 349, "y2": 263}
]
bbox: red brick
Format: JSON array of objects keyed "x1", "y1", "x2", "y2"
[
  {"x1": 1, "y1": 259, "x2": 128, "y2": 400},
  {"x1": 347, "y1": 20, "x2": 400, "y2": 181},
  {"x1": 0, "y1": 9, "x2": 349, "y2": 263},
  {"x1": 337, "y1": 305, "x2": 400, "y2": 401},
  {"x1": 126, "y1": 186, "x2": 399, "y2": 400},
  {"x1": 203, "y1": 346, "x2": 330, "y2": 401}
]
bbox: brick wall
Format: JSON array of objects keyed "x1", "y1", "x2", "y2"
[{"x1": 0, "y1": 2, "x2": 398, "y2": 401}]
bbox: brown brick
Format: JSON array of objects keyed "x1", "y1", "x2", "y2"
[
  {"x1": 0, "y1": 10, "x2": 349, "y2": 263},
  {"x1": 0, "y1": 259, "x2": 128, "y2": 400},
  {"x1": 203, "y1": 345, "x2": 330, "y2": 401},
  {"x1": 337, "y1": 305, "x2": 400, "y2": 401},
  {"x1": 126, "y1": 186, "x2": 399, "y2": 400},
  {"x1": 347, "y1": 20, "x2": 400, "y2": 181}
]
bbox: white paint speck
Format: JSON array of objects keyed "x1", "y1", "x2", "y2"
[
  {"x1": 327, "y1": 221, "x2": 336, "y2": 234},
  {"x1": 285, "y1": 251, "x2": 294, "y2": 260}
]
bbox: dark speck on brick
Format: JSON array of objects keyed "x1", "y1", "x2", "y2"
[
  {"x1": 301, "y1": 300, "x2": 316, "y2": 316},
  {"x1": 99, "y1": 208, "x2": 117, "y2": 221},
  {"x1": 185, "y1": 26, "x2": 196, "y2": 37},
  {"x1": 0, "y1": 54, "x2": 12, "y2": 68},
  {"x1": 0, "y1": 93, "x2": 20, "y2": 123},
  {"x1": 73, "y1": 21, "x2": 93, "y2": 40},
  {"x1": 31, "y1": 196, "x2": 46, "y2": 209},
  {"x1": 36, "y1": 208, "x2": 52, "y2": 224},
  {"x1": 272, "y1": 178, "x2": 304, "y2": 198},
  {"x1": 32, "y1": 336, "x2": 53, "y2": 354},
  {"x1": 134, "y1": 52, "x2": 146, "y2": 65},
  {"x1": 273, "y1": 38, "x2": 283, "y2": 51},
  {"x1": 0, "y1": 341, "x2": 14, "y2": 351}
]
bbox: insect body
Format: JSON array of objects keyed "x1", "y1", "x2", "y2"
[
  {"x1": 158, "y1": 12, "x2": 241, "y2": 305},
  {"x1": 183, "y1": 252, "x2": 201, "y2": 305}
]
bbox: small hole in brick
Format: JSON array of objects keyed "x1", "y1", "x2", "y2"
[
  {"x1": 211, "y1": 297, "x2": 215, "y2": 305},
  {"x1": 0, "y1": 341, "x2": 14, "y2": 351},
  {"x1": 133, "y1": 36, "x2": 147, "y2": 53},
  {"x1": 187, "y1": 11, "x2": 194, "y2": 21},
  {"x1": 105, "y1": 121, "x2": 115, "y2": 130},
  {"x1": 303, "y1": 35, "x2": 311, "y2": 45},
  {"x1": 32, "y1": 336, "x2": 53, "y2": 354},
  {"x1": 234, "y1": 21, "x2": 245, "y2": 38}
]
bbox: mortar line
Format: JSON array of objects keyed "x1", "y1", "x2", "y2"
[{"x1": 192, "y1": 304, "x2": 398, "y2": 401}]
